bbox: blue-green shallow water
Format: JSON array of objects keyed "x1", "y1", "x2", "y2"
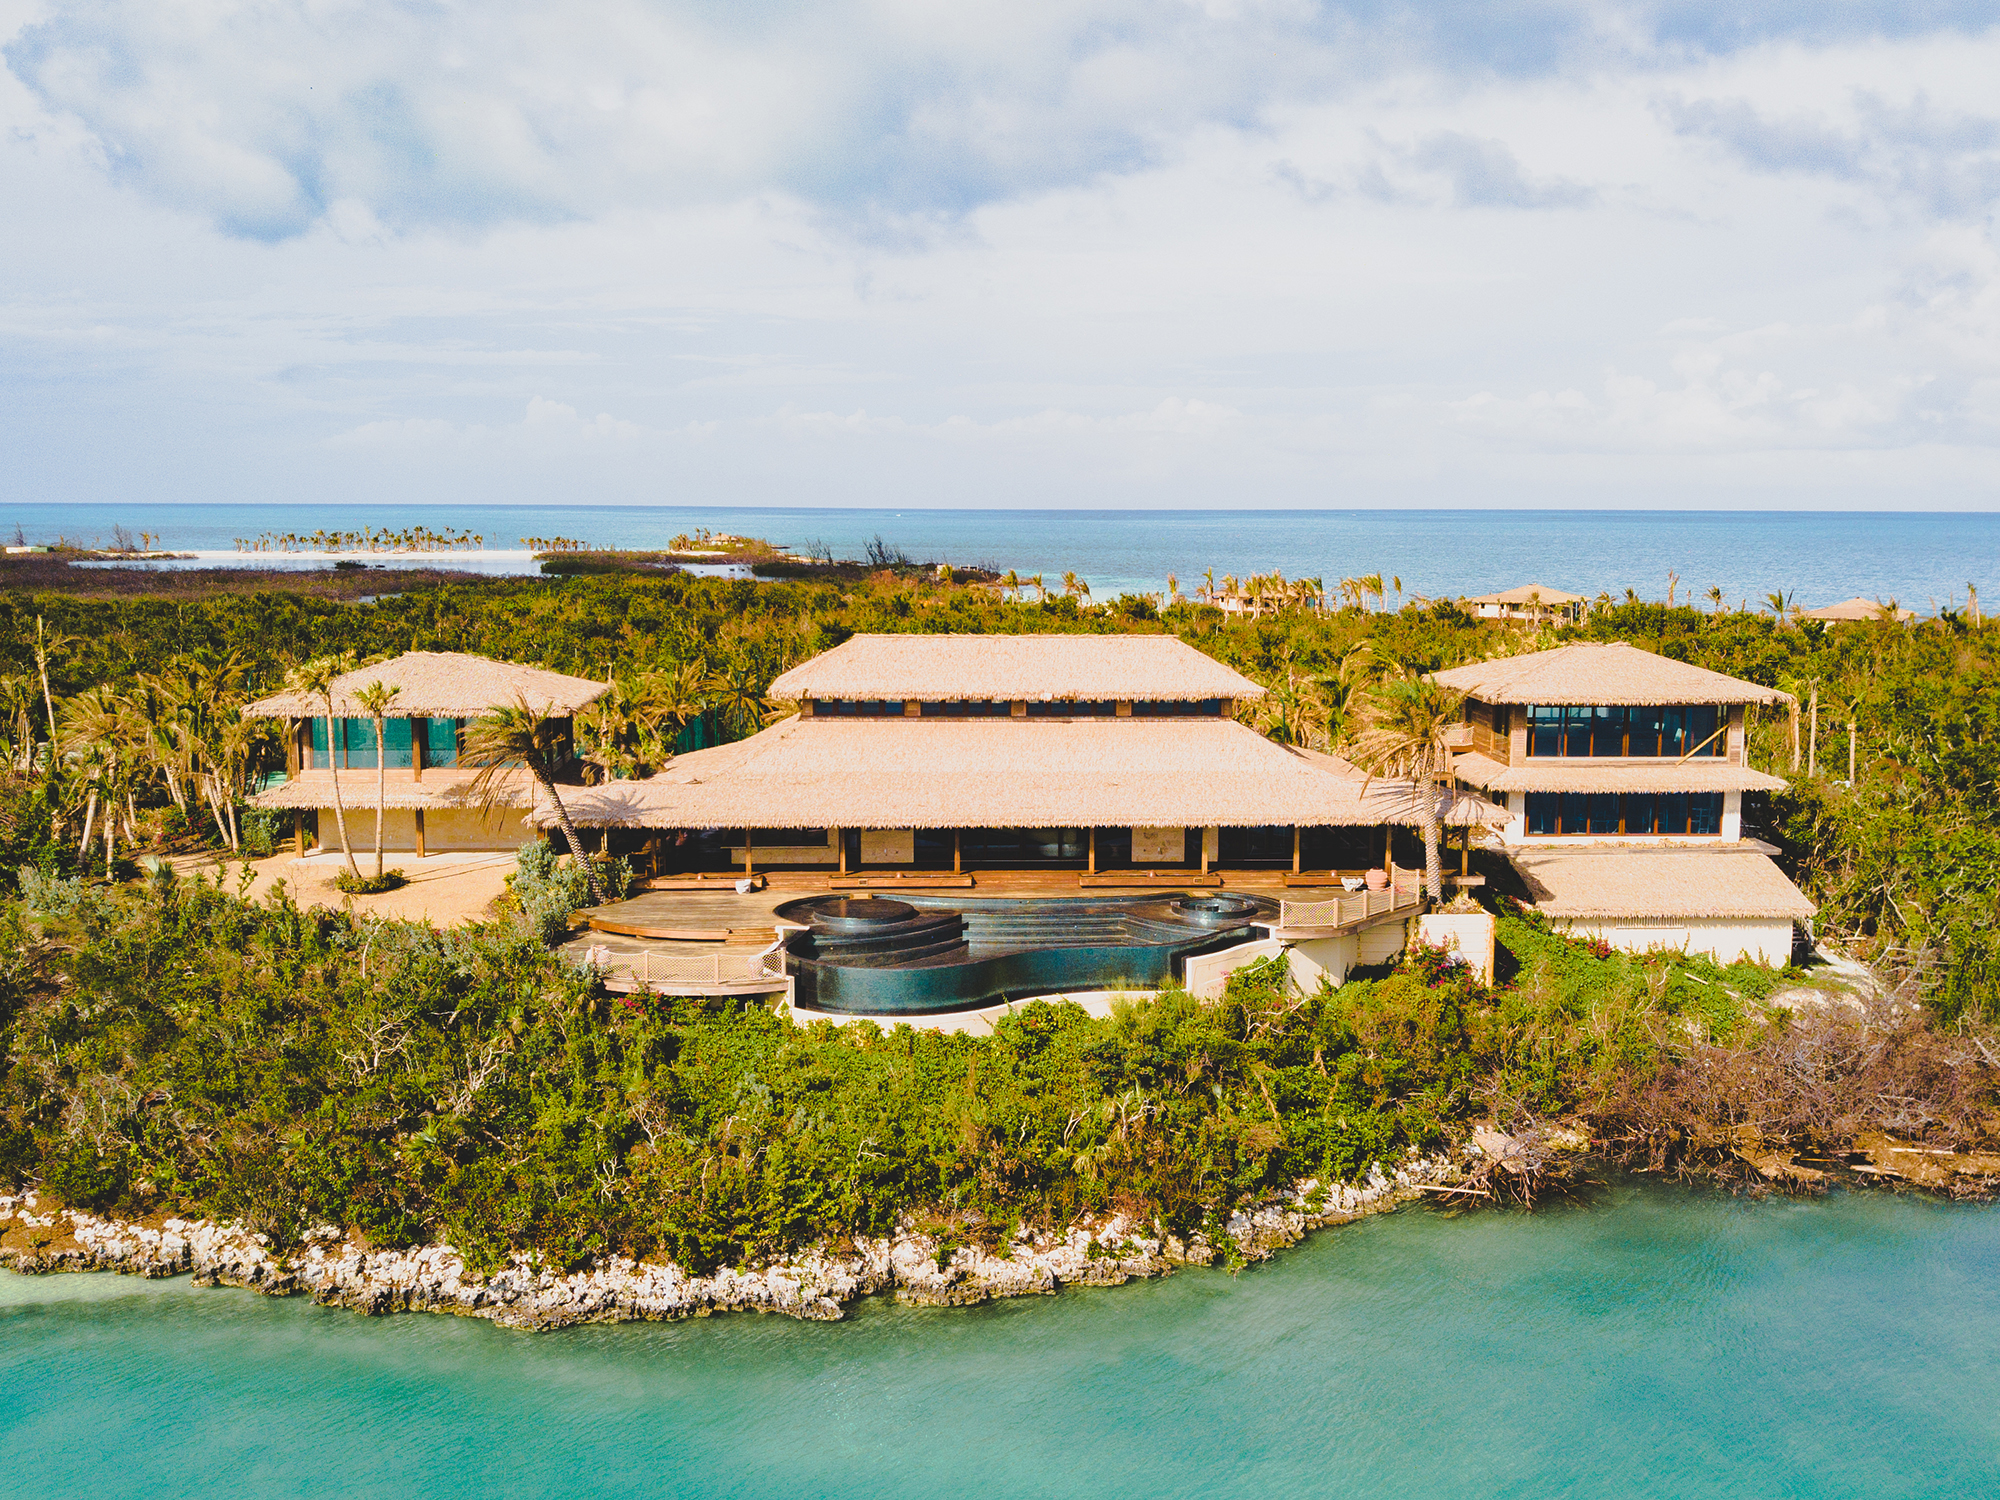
[{"x1": 4, "y1": 1186, "x2": 1996, "y2": 1499}]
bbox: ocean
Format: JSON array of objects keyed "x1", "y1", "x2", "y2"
[
  {"x1": 3, "y1": 1185, "x2": 1993, "y2": 1498},
  {"x1": 4, "y1": 502, "x2": 1995, "y2": 612}
]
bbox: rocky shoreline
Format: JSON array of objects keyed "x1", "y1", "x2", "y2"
[{"x1": 0, "y1": 1155, "x2": 1451, "y2": 1331}]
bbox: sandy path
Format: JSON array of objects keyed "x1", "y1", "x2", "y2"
[{"x1": 170, "y1": 851, "x2": 517, "y2": 927}]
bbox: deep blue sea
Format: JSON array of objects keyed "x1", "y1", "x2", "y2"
[
  {"x1": 4, "y1": 502, "x2": 1995, "y2": 613},
  {"x1": 4, "y1": 1186, "x2": 1995, "y2": 1499}
]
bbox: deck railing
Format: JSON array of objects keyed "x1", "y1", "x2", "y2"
[
  {"x1": 1278, "y1": 882, "x2": 1425, "y2": 931},
  {"x1": 588, "y1": 941, "x2": 788, "y2": 990}
]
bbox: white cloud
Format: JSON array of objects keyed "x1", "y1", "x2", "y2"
[{"x1": 3, "y1": 6, "x2": 2000, "y2": 510}]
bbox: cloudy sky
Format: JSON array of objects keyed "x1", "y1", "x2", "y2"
[{"x1": 4, "y1": 1, "x2": 1999, "y2": 511}]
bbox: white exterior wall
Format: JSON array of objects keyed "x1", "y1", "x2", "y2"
[
  {"x1": 1184, "y1": 933, "x2": 1366, "y2": 998},
  {"x1": 1721, "y1": 789, "x2": 1742, "y2": 841},
  {"x1": 1357, "y1": 918, "x2": 1409, "y2": 966},
  {"x1": 1555, "y1": 916, "x2": 1794, "y2": 966}
]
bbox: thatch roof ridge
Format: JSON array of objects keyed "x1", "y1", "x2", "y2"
[
  {"x1": 540, "y1": 716, "x2": 1505, "y2": 831},
  {"x1": 1432, "y1": 641, "x2": 1790, "y2": 706},
  {"x1": 768, "y1": 634, "x2": 1266, "y2": 703},
  {"x1": 1509, "y1": 846, "x2": 1815, "y2": 920},
  {"x1": 244, "y1": 651, "x2": 609, "y2": 718}
]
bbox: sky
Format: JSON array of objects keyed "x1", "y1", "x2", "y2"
[{"x1": 3, "y1": 1, "x2": 2000, "y2": 512}]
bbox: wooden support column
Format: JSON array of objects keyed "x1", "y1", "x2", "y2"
[
  {"x1": 411, "y1": 715, "x2": 426, "y2": 783},
  {"x1": 953, "y1": 829, "x2": 961, "y2": 874},
  {"x1": 1088, "y1": 826, "x2": 1097, "y2": 874},
  {"x1": 413, "y1": 808, "x2": 426, "y2": 860},
  {"x1": 294, "y1": 813, "x2": 305, "y2": 857},
  {"x1": 1292, "y1": 825, "x2": 1301, "y2": 874},
  {"x1": 835, "y1": 827, "x2": 846, "y2": 875},
  {"x1": 743, "y1": 828, "x2": 754, "y2": 876},
  {"x1": 1383, "y1": 826, "x2": 1393, "y2": 875}
]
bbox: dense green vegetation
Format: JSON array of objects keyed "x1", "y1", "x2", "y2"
[
  {"x1": 1, "y1": 563, "x2": 1997, "y2": 1265},
  {"x1": 3, "y1": 862, "x2": 1873, "y2": 1268}
]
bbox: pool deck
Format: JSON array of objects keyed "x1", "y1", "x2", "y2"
[{"x1": 560, "y1": 868, "x2": 1425, "y2": 1001}]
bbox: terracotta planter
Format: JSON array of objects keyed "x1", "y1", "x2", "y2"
[{"x1": 1364, "y1": 868, "x2": 1389, "y2": 892}]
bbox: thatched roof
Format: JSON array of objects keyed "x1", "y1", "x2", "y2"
[
  {"x1": 1510, "y1": 846, "x2": 1815, "y2": 921},
  {"x1": 767, "y1": 634, "x2": 1265, "y2": 703},
  {"x1": 540, "y1": 716, "x2": 1506, "y2": 831},
  {"x1": 244, "y1": 652, "x2": 608, "y2": 719},
  {"x1": 1432, "y1": 642, "x2": 1791, "y2": 707},
  {"x1": 1468, "y1": 584, "x2": 1587, "y2": 606},
  {"x1": 1795, "y1": 597, "x2": 1915, "y2": 623},
  {"x1": 249, "y1": 768, "x2": 540, "y2": 811},
  {"x1": 1451, "y1": 751, "x2": 1787, "y2": 794}
]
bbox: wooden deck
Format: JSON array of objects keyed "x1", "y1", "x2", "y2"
[{"x1": 583, "y1": 868, "x2": 1420, "y2": 942}]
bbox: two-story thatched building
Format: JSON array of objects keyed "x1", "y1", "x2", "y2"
[
  {"x1": 552, "y1": 634, "x2": 1502, "y2": 880},
  {"x1": 245, "y1": 651, "x2": 608, "y2": 854},
  {"x1": 1434, "y1": 641, "x2": 1814, "y2": 964}
]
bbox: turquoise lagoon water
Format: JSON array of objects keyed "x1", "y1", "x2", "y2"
[
  {"x1": 4, "y1": 1185, "x2": 1996, "y2": 1498},
  {"x1": 5, "y1": 501, "x2": 1997, "y2": 612}
]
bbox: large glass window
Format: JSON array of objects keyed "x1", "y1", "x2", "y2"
[
  {"x1": 426, "y1": 717, "x2": 459, "y2": 766},
  {"x1": 1523, "y1": 704, "x2": 1723, "y2": 757},
  {"x1": 1026, "y1": 700, "x2": 1118, "y2": 717},
  {"x1": 1525, "y1": 791, "x2": 1724, "y2": 835},
  {"x1": 1132, "y1": 699, "x2": 1224, "y2": 717},
  {"x1": 919, "y1": 700, "x2": 1012, "y2": 717}
]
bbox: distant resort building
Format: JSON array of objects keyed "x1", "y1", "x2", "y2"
[
  {"x1": 246, "y1": 652, "x2": 608, "y2": 853},
  {"x1": 1466, "y1": 584, "x2": 1590, "y2": 624},
  {"x1": 1794, "y1": 597, "x2": 1915, "y2": 623},
  {"x1": 1434, "y1": 642, "x2": 1814, "y2": 964}
]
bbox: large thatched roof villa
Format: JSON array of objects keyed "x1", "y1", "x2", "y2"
[
  {"x1": 554, "y1": 634, "x2": 1496, "y2": 878},
  {"x1": 245, "y1": 651, "x2": 608, "y2": 854},
  {"x1": 1435, "y1": 641, "x2": 1814, "y2": 964}
]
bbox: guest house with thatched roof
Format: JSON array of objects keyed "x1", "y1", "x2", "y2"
[
  {"x1": 1433, "y1": 641, "x2": 1813, "y2": 963},
  {"x1": 551, "y1": 633, "x2": 1503, "y2": 883},
  {"x1": 1466, "y1": 583, "x2": 1589, "y2": 623},
  {"x1": 245, "y1": 651, "x2": 608, "y2": 854},
  {"x1": 1794, "y1": 597, "x2": 1915, "y2": 623}
]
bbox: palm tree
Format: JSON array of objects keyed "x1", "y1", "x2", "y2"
[
  {"x1": 1764, "y1": 590, "x2": 1792, "y2": 625},
  {"x1": 1062, "y1": 570, "x2": 1082, "y2": 599},
  {"x1": 1349, "y1": 676, "x2": 1464, "y2": 900},
  {"x1": 1360, "y1": 573, "x2": 1385, "y2": 613},
  {"x1": 1201, "y1": 568, "x2": 1215, "y2": 604},
  {"x1": 1001, "y1": 569, "x2": 1020, "y2": 602},
  {"x1": 288, "y1": 654, "x2": 362, "y2": 880},
  {"x1": 461, "y1": 697, "x2": 605, "y2": 905},
  {"x1": 1391, "y1": 576, "x2": 1403, "y2": 610},
  {"x1": 32, "y1": 615, "x2": 73, "y2": 743},
  {"x1": 1028, "y1": 573, "x2": 1046, "y2": 602},
  {"x1": 1165, "y1": 573, "x2": 1179, "y2": 605},
  {"x1": 352, "y1": 680, "x2": 402, "y2": 878},
  {"x1": 1706, "y1": 585, "x2": 1724, "y2": 616}
]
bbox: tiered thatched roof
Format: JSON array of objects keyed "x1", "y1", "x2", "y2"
[
  {"x1": 1432, "y1": 642, "x2": 1790, "y2": 706},
  {"x1": 1451, "y1": 751, "x2": 1787, "y2": 794},
  {"x1": 245, "y1": 652, "x2": 608, "y2": 718},
  {"x1": 768, "y1": 634, "x2": 1265, "y2": 703},
  {"x1": 1509, "y1": 846, "x2": 1815, "y2": 920},
  {"x1": 544, "y1": 716, "x2": 1505, "y2": 831}
]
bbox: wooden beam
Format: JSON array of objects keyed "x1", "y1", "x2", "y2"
[
  {"x1": 1292, "y1": 825, "x2": 1301, "y2": 874},
  {"x1": 1088, "y1": 826, "x2": 1097, "y2": 874},
  {"x1": 743, "y1": 828, "x2": 754, "y2": 876},
  {"x1": 411, "y1": 715, "x2": 426, "y2": 783},
  {"x1": 953, "y1": 828, "x2": 961, "y2": 874},
  {"x1": 413, "y1": 808, "x2": 426, "y2": 860},
  {"x1": 294, "y1": 813, "x2": 305, "y2": 858}
]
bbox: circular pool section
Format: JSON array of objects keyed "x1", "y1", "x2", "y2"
[{"x1": 777, "y1": 891, "x2": 1275, "y2": 1015}]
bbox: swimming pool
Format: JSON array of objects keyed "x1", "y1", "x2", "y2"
[{"x1": 776, "y1": 892, "x2": 1274, "y2": 1014}]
